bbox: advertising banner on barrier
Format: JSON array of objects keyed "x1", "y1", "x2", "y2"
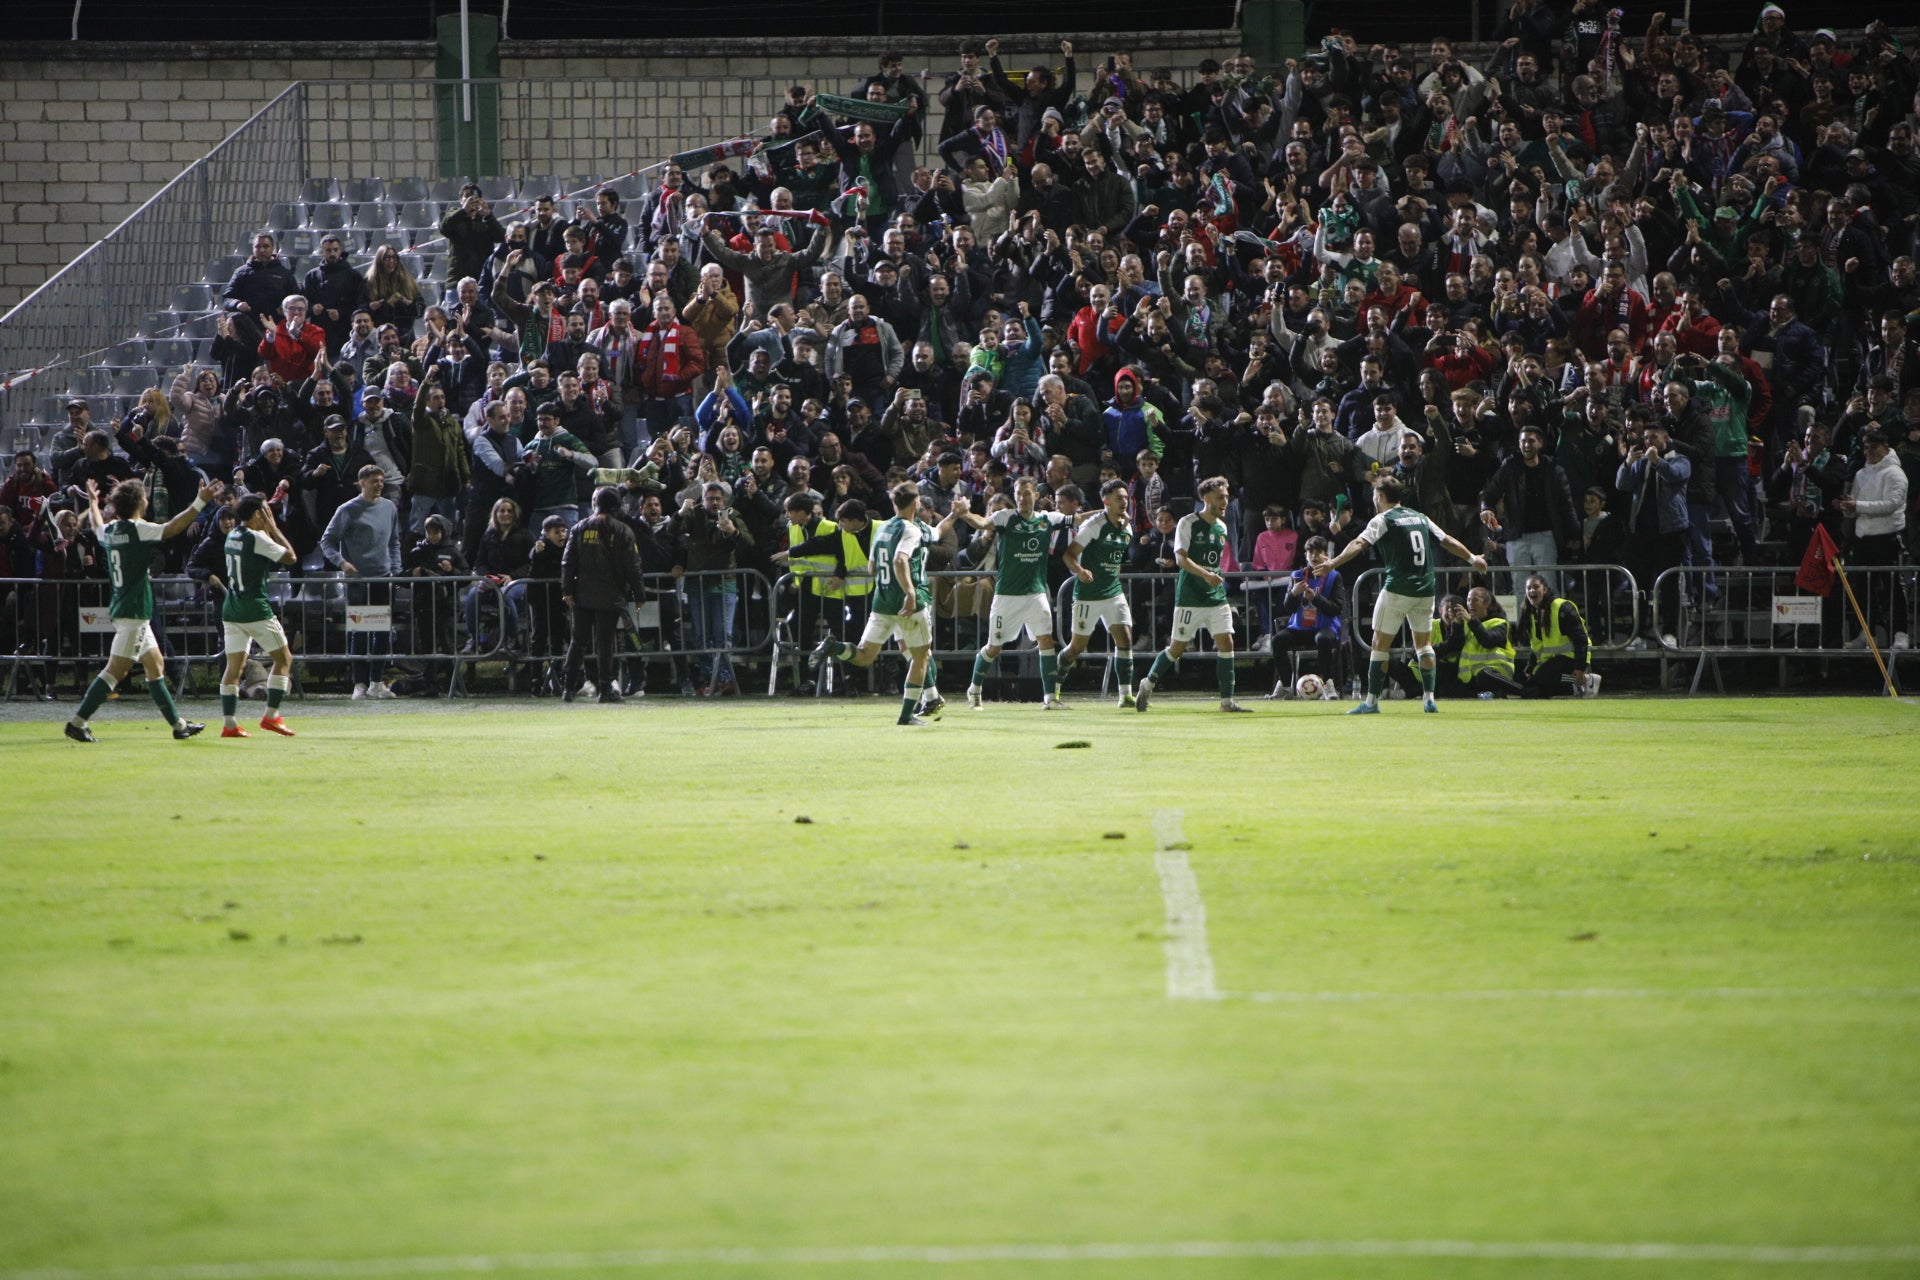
[
  {"x1": 76, "y1": 607, "x2": 118, "y2": 634},
  {"x1": 1770, "y1": 595, "x2": 1823, "y2": 625},
  {"x1": 345, "y1": 605, "x2": 393, "y2": 632}
]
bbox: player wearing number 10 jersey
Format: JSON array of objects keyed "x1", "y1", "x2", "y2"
[
  {"x1": 1134, "y1": 476, "x2": 1251, "y2": 714},
  {"x1": 1056, "y1": 479, "x2": 1138, "y2": 708},
  {"x1": 1323, "y1": 473, "x2": 1487, "y2": 714},
  {"x1": 814, "y1": 484, "x2": 968, "y2": 725}
]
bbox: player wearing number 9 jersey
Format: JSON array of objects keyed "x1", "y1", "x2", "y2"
[{"x1": 1322, "y1": 473, "x2": 1487, "y2": 715}]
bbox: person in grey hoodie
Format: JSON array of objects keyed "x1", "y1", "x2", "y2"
[{"x1": 320, "y1": 465, "x2": 405, "y2": 698}]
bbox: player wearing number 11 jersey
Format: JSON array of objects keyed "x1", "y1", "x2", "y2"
[{"x1": 1322, "y1": 473, "x2": 1487, "y2": 714}]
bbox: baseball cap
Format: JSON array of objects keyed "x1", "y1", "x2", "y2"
[
  {"x1": 323, "y1": 414, "x2": 347, "y2": 431},
  {"x1": 65, "y1": 398, "x2": 88, "y2": 411}
]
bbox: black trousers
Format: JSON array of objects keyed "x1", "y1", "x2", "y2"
[
  {"x1": 1520, "y1": 654, "x2": 1582, "y2": 698},
  {"x1": 1851, "y1": 534, "x2": 1910, "y2": 636},
  {"x1": 1273, "y1": 626, "x2": 1342, "y2": 682},
  {"x1": 564, "y1": 604, "x2": 619, "y2": 693}
]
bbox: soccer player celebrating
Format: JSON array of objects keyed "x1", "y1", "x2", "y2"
[
  {"x1": 960, "y1": 476, "x2": 1071, "y2": 710},
  {"x1": 65, "y1": 477, "x2": 220, "y2": 743},
  {"x1": 1135, "y1": 476, "x2": 1251, "y2": 714},
  {"x1": 814, "y1": 485, "x2": 968, "y2": 726},
  {"x1": 1322, "y1": 473, "x2": 1488, "y2": 714},
  {"x1": 217, "y1": 493, "x2": 300, "y2": 737},
  {"x1": 1056, "y1": 479, "x2": 1139, "y2": 708}
]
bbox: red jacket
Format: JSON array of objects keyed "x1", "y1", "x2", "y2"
[
  {"x1": 636, "y1": 321, "x2": 706, "y2": 399},
  {"x1": 1661, "y1": 310, "x2": 1722, "y2": 359},
  {"x1": 1574, "y1": 286, "x2": 1650, "y2": 360},
  {"x1": 1068, "y1": 306, "x2": 1122, "y2": 375},
  {"x1": 257, "y1": 321, "x2": 326, "y2": 384}
]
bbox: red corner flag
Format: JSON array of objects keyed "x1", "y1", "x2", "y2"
[{"x1": 1795, "y1": 523, "x2": 1841, "y2": 596}]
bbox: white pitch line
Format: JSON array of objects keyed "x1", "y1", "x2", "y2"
[
  {"x1": 1153, "y1": 808, "x2": 1220, "y2": 1002},
  {"x1": 1225, "y1": 987, "x2": 1920, "y2": 1004},
  {"x1": 11, "y1": 1239, "x2": 1920, "y2": 1278}
]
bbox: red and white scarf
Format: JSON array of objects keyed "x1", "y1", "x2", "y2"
[{"x1": 638, "y1": 322, "x2": 682, "y2": 382}]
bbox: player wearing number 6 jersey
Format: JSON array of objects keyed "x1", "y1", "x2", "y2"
[
  {"x1": 955, "y1": 476, "x2": 1071, "y2": 709},
  {"x1": 1056, "y1": 479, "x2": 1138, "y2": 707},
  {"x1": 64, "y1": 476, "x2": 221, "y2": 743},
  {"x1": 218, "y1": 492, "x2": 299, "y2": 737},
  {"x1": 1322, "y1": 473, "x2": 1487, "y2": 714},
  {"x1": 814, "y1": 484, "x2": 969, "y2": 725},
  {"x1": 1134, "y1": 476, "x2": 1252, "y2": 713}
]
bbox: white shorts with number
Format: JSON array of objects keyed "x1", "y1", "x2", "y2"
[
  {"x1": 223, "y1": 617, "x2": 291, "y2": 657},
  {"x1": 1370, "y1": 589, "x2": 1436, "y2": 641},
  {"x1": 1172, "y1": 603, "x2": 1234, "y2": 644},
  {"x1": 1071, "y1": 594, "x2": 1133, "y2": 637},
  {"x1": 861, "y1": 608, "x2": 932, "y2": 651},
  {"x1": 988, "y1": 592, "x2": 1054, "y2": 644},
  {"x1": 109, "y1": 618, "x2": 159, "y2": 661}
]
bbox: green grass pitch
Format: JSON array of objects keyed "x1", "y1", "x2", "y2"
[{"x1": 1, "y1": 693, "x2": 1917, "y2": 1279}]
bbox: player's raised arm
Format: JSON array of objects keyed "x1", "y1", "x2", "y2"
[
  {"x1": 159, "y1": 481, "x2": 220, "y2": 541},
  {"x1": 257, "y1": 500, "x2": 299, "y2": 565},
  {"x1": 1434, "y1": 527, "x2": 1489, "y2": 574}
]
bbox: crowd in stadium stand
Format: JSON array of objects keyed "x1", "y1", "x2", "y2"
[{"x1": 5, "y1": 4, "x2": 1918, "y2": 698}]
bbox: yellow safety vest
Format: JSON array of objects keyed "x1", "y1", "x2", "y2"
[
  {"x1": 836, "y1": 526, "x2": 872, "y2": 597},
  {"x1": 789, "y1": 519, "x2": 837, "y2": 597},
  {"x1": 1458, "y1": 616, "x2": 1516, "y2": 681},
  {"x1": 1529, "y1": 597, "x2": 1577, "y2": 662}
]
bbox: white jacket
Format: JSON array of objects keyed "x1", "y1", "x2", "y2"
[
  {"x1": 961, "y1": 173, "x2": 1020, "y2": 243},
  {"x1": 1849, "y1": 452, "x2": 1910, "y2": 538}
]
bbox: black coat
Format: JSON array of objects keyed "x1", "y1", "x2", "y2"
[
  {"x1": 561, "y1": 513, "x2": 647, "y2": 610},
  {"x1": 224, "y1": 257, "x2": 299, "y2": 320}
]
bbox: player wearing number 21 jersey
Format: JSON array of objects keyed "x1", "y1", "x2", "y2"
[
  {"x1": 1322, "y1": 473, "x2": 1486, "y2": 715},
  {"x1": 218, "y1": 491, "x2": 300, "y2": 737},
  {"x1": 63, "y1": 476, "x2": 220, "y2": 743},
  {"x1": 1134, "y1": 476, "x2": 1251, "y2": 714}
]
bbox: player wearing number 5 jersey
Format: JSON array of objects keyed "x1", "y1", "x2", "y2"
[
  {"x1": 1056, "y1": 479, "x2": 1138, "y2": 708},
  {"x1": 814, "y1": 484, "x2": 971, "y2": 725},
  {"x1": 218, "y1": 492, "x2": 299, "y2": 737},
  {"x1": 955, "y1": 476, "x2": 1071, "y2": 710},
  {"x1": 64, "y1": 476, "x2": 221, "y2": 743},
  {"x1": 1322, "y1": 473, "x2": 1487, "y2": 714},
  {"x1": 1134, "y1": 476, "x2": 1252, "y2": 714}
]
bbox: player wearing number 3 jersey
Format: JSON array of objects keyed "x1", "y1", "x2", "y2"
[
  {"x1": 1322, "y1": 473, "x2": 1487, "y2": 714},
  {"x1": 63, "y1": 476, "x2": 221, "y2": 743},
  {"x1": 954, "y1": 477, "x2": 1071, "y2": 710}
]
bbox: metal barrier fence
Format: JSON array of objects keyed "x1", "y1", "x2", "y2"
[
  {"x1": 1349, "y1": 563, "x2": 1641, "y2": 651},
  {"x1": 0, "y1": 567, "x2": 777, "y2": 700},
  {"x1": 0, "y1": 85, "x2": 309, "y2": 434},
  {"x1": 1649, "y1": 564, "x2": 1918, "y2": 695}
]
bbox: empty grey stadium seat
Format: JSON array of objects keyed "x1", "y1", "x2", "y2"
[
  {"x1": 306, "y1": 203, "x2": 349, "y2": 232},
  {"x1": 475, "y1": 176, "x2": 517, "y2": 202},
  {"x1": 148, "y1": 338, "x2": 194, "y2": 367},
  {"x1": 300, "y1": 177, "x2": 341, "y2": 205},
  {"x1": 205, "y1": 254, "x2": 246, "y2": 284},
  {"x1": 341, "y1": 178, "x2": 387, "y2": 205},
  {"x1": 112, "y1": 367, "x2": 160, "y2": 396},
  {"x1": 395, "y1": 201, "x2": 440, "y2": 231},
  {"x1": 428, "y1": 177, "x2": 469, "y2": 203},
  {"x1": 107, "y1": 339, "x2": 147, "y2": 366},
  {"x1": 388, "y1": 177, "x2": 430, "y2": 205},
  {"x1": 172, "y1": 284, "x2": 215, "y2": 313}
]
